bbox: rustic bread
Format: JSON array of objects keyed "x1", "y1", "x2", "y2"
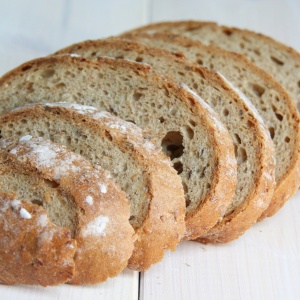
[
  {"x1": 0, "y1": 55, "x2": 237, "y2": 241},
  {"x1": 55, "y1": 38, "x2": 275, "y2": 243},
  {"x1": 0, "y1": 191, "x2": 76, "y2": 286},
  {"x1": 0, "y1": 103, "x2": 186, "y2": 270},
  {"x1": 119, "y1": 32, "x2": 300, "y2": 220},
  {"x1": 122, "y1": 21, "x2": 300, "y2": 112},
  {"x1": 0, "y1": 136, "x2": 134, "y2": 285}
]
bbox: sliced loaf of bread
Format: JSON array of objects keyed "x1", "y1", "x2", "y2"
[
  {"x1": 0, "y1": 103, "x2": 186, "y2": 270},
  {"x1": 0, "y1": 136, "x2": 134, "y2": 285},
  {"x1": 0, "y1": 191, "x2": 76, "y2": 286},
  {"x1": 54, "y1": 38, "x2": 275, "y2": 243},
  {"x1": 119, "y1": 32, "x2": 300, "y2": 220},
  {"x1": 0, "y1": 55, "x2": 237, "y2": 241}
]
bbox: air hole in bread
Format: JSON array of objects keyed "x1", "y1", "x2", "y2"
[
  {"x1": 285, "y1": 136, "x2": 291, "y2": 143},
  {"x1": 126, "y1": 119, "x2": 136, "y2": 125},
  {"x1": 270, "y1": 56, "x2": 284, "y2": 66},
  {"x1": 298, "y1": 81, "x2": 300, "y2": 88},
  {"x1": 115, "y1": 55, "x2": 124, "y2": 59},
  {"x1": 56, "y1": 82, "x2": 66, "y2": 89},
  {"x1": 197, "y1": 59, "x2": 203, "y2": 65},
  {"x1": 161, "y1": 131, "x2": 184, "y2": 160},
  {"x1": 254, "y1": 49, "x2": 261, "y2": 56},
  {"x1": 186, "y1": 198, "x2": 191, "y2": 207},
  {"x1": 133, "y1": 92, "x2": 143, "y2": 101},
  {"x1": 45, "y1": 180, "x2": 59, "y2": 189},
  {"x1": 275, "y1": 113, "x2": 283, "y2": 121},
  {"x1": 105, "y1": 130, "x2": 113, "y2": 141},
  {"x1": 249, "y1": 83, "x2": 265, "y2": 97},
  {"x1": 32, "y1": 199, "x2": 43, "y2": 206},
  {"x1": 178, "y1": 71, "x2": 185, "y2": 76},
  {"x1": 135, "y1": 56, "x2": 143, "y2": 62},
  {"x1": 237, "y1": 147, "x2": 247, "y2": 164},
  {"x1": 200, "y1": 166, "x2": 206, "y2": 178},
  {"x1": 206, "y1": 183, "x2": 211, "y2": 189},
  {"x1": 181, "y1": 125, "x2": 194, "y2": 140},
  {"x1": 37, "y1": 131, "x2": 45, "y2": 137},
  {"x1": 223, "y1": 108, "x2": 229, "y2": 116},
  {"x1": 240, "y1": 42, "x2": 245, "y2": 49},
  {"x1": 189, "y1": 119, "x2": 197, "y2": 127},
  {"x1": 234, "y1": 133, "x2": 242, "y2": 144},
  {"x1": 193, "y1": 82, "x2": 199, "y2": 89},
  {"x1": 41, "y1": 69, "x2": 55, "y2": 79},
  {"x1": 173, "y1": 161, "x2": 183, "y2": 174},
  {"x1": 158, "y1": 117, "x2": 165, "y2": 123}
]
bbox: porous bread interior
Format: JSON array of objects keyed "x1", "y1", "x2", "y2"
[
  {"x1": 127, "y1": 35, "x2": 295, "y2": 185},
  {"x1": 0, "y1": 116, "x2": 148, "y2": 229},
  {"x1": 63, "y1": 43, "x2": 260, "y2": 215},
  {"x1": 180, "y1": 25, "x2": 300, "y2": 113},
  {"x1": 0, "y1": 58, "x2": 217, "y2": 218},
  {"x1": 0, "y1": 159, "x2": 78, "y2": 236}
]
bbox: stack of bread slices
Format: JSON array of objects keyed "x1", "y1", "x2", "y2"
[{"x1": 0, "y1": 20, "x2": 299, "y2": 286}]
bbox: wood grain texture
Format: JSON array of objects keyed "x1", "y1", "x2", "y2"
[{"x1": 1, "y1": 0, "x2": 300, "y2": 299}]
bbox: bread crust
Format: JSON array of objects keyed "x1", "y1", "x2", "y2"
[
  {"x1": 0, "y1": 103, "x2": 186, "y2": 271},
  {"x1": 119, "y1": 29, "x2": 300, "y2": 221},
  {"x1": 0, "y1": 55, "x2": 237, "y2": 242},
  {"x1": 0, "y1": 192, "x2": 76, "y2": 286},
  {"x1": 0, "y1": 137, "x2": 134, "y2": 284}
]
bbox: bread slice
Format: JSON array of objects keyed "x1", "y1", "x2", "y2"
[
  {"x1": 54, "y1": 38, "x2": 275, "y2": 243},
  {"x1": 0, "y1": 103, "x2": 186, "y2": 270},
  {"x1": 0, "y1": 55, "x2": 237, "y2": 241},
  {"x1": 119, "y1": 32, "x2": 300, "y2": 220},
  {"x1": 122, "y1": 21, "x2": 300, "y2": 111},
  {"x1": 0, "y1": 191, "x2": 76, "y2": 286},
  {"x1": 0, "y1": 136, "x2": 134, "y2": 285}
]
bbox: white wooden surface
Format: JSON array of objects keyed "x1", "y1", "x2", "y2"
[{"x1": 0, "y1": 1, "x2": 300, "y2": 299}]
